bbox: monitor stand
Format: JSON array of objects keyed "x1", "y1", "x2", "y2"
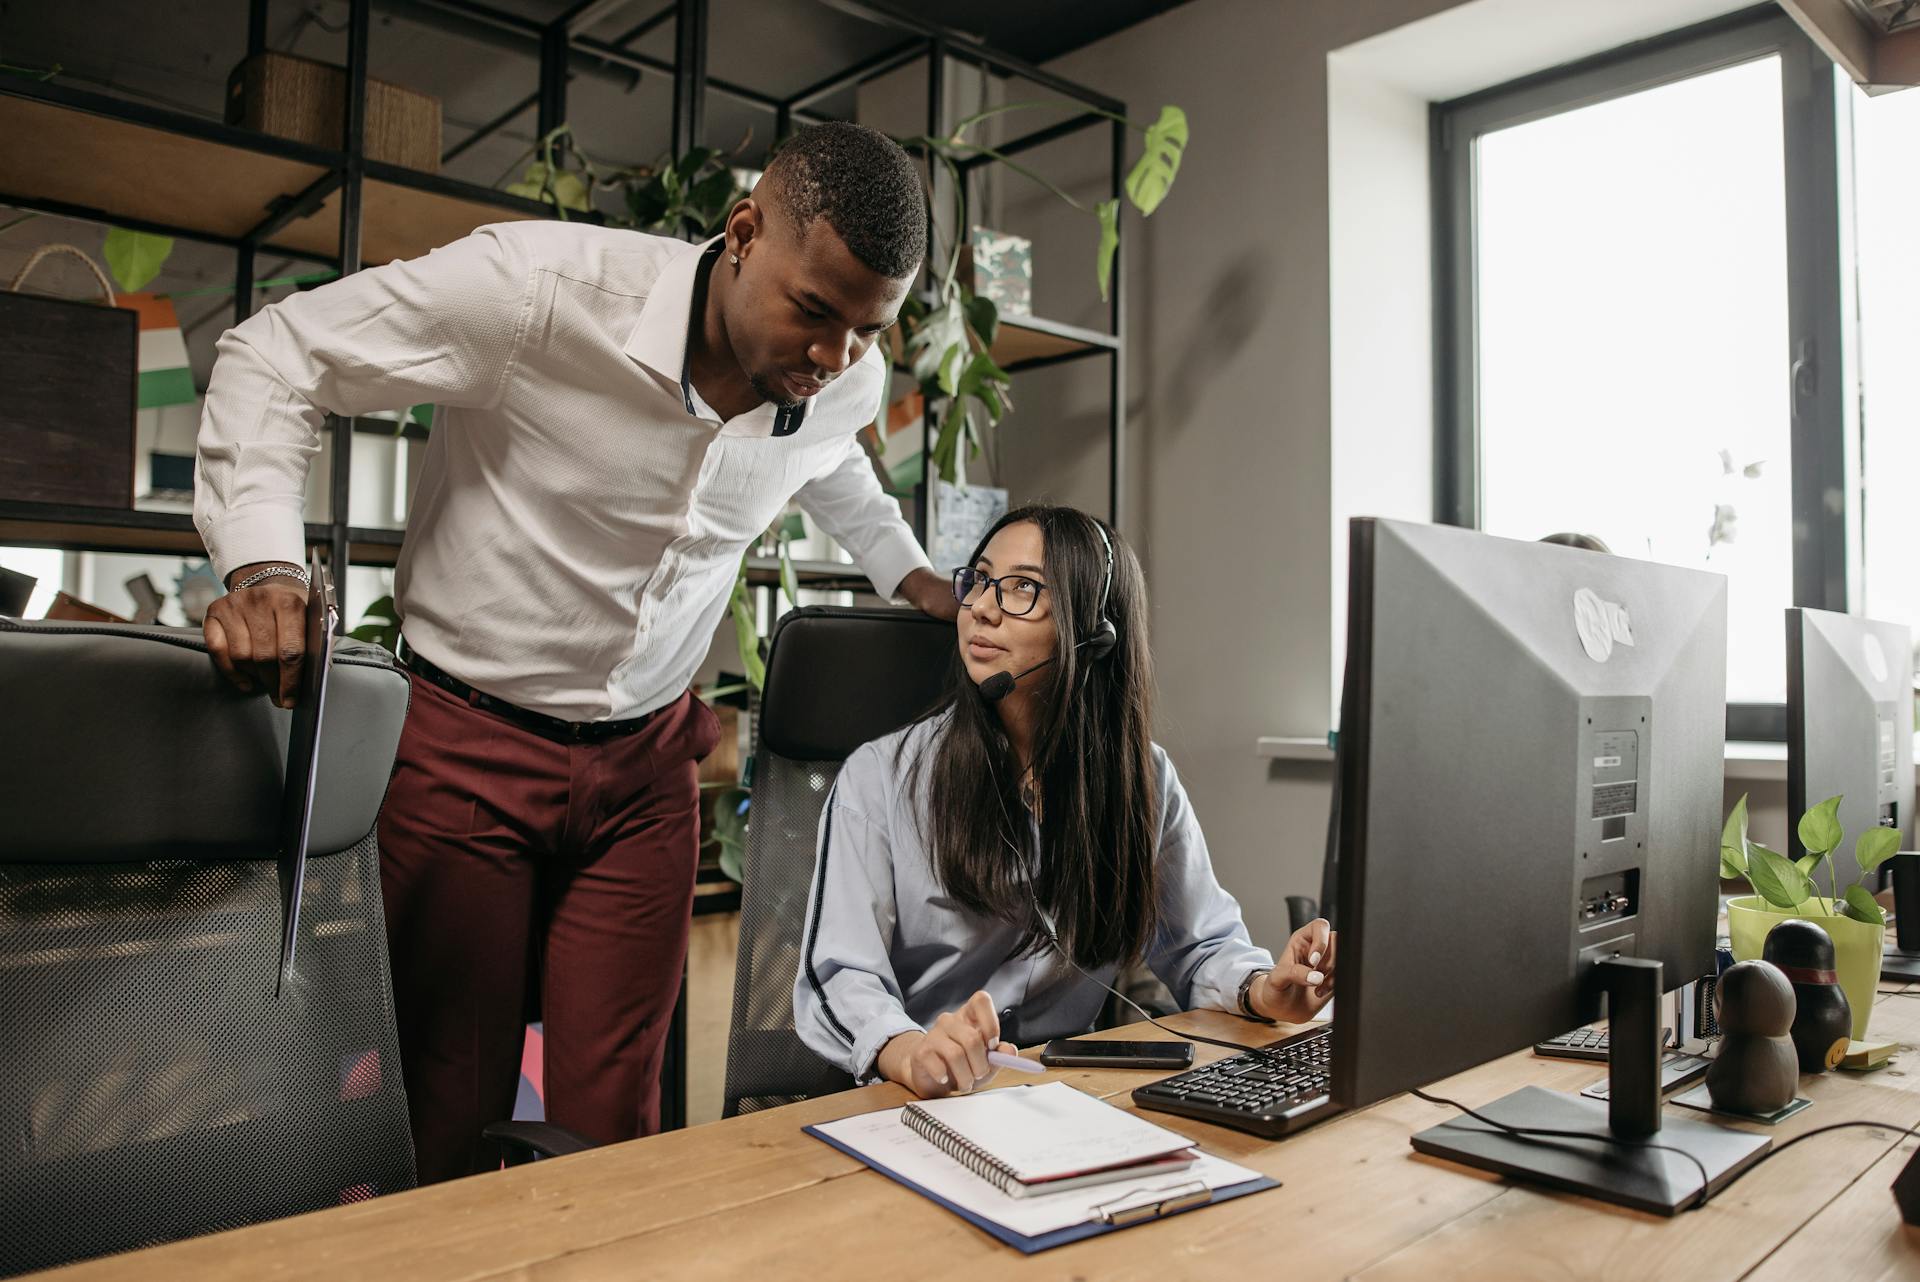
[{"x1": 1410, "y1": 957, "x2": 1771, "y2": 1216}]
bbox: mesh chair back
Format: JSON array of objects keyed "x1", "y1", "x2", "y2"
[
  {"x1": 0, "y1": 620, "x2": 413, "y2": 1276},
  {"x1": 721, "y1": 607, "x2": 953, "y2": 1115}
]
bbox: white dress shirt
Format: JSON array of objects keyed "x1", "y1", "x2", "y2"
[{"x1": 194, "y1": 222, "x2": 929, "y2": 721}]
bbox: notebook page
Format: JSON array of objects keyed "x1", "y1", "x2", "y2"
[{"x1": 906, "y1": 1081, "x2": 1197, "y2": 1181}]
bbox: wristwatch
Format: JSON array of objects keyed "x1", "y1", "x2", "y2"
[{"x1": 1237, "y1": 967, "x2": 1276, "y2": 1022}]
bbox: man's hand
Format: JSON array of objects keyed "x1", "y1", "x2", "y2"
[
  {"x1": 877, "y1": 990, "x2": 1015, "y2": 1099},
  {"x1": 897, "y1": 566, "x2": 960, "y2": 622},
  {"x1": 1251, "y1": 918, "x2": 1336, "y2": 1024},
  {"x1": 205, "y1": 562, "x2": 309, "y2": 708}
]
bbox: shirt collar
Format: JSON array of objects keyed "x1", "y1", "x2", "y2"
[{"x1": 624, "y1": 235, "x2": 807, "y2": 438}]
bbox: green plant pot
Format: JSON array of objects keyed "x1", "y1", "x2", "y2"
[{"x1": 1726, "y1": 896, "x2": 1883, "y2": 1040}]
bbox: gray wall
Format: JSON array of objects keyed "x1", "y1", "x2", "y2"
[{"x1": 988, "y1": 0, "x2": 1470, "y2": 943}]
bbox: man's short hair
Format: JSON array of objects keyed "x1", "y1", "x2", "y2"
[{"x1": 761, "y1": 122, "x2": 927, "y2": 280}]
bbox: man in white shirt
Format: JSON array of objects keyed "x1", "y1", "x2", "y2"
[{"x1": 193, "y1": 122, "x2": 955, "y2": 1181}]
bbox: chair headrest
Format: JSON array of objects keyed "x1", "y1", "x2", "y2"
[
  {"x1": 757, "y1": 607, "x2": 954, "y2": 761},
  {"x1": 0, "y1": 620, "x2": 409, "y2": 864}
]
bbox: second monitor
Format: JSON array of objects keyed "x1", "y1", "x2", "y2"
[{"x1": 1788, "y1": 606, "x2": 1918, "y2": 979}]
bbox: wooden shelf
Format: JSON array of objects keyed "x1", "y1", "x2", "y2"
[
  {"x1": 0, "y1": 88, "x2": 549, "y2": 266},
  {"x1": 887, "y1": 312, "x2": 1117, "y2": 380},
  {"x1": 742, "y1": 555, "x2": 871, "y2": 591},
  {"x1": 0, "y1": 504, "x2": 879, "y2": 584},
  {"x1": 280, "y1": 168, "x2": 552, "y2": 266},
  {"x1": 0, "y1": 505, "x2": 206, "y2": 558},
  {"x1": 992, "y1": 314, "x2": 1119, "y2": 370},
  {"x1": 1, "y1": 94, "x2": 329, "y2": 250},
  {"x1": 0, "y1": 501, "x2": 403, "y2": 567}
]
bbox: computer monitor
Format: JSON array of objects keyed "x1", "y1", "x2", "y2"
[
  {"x1": 1331, "y1": 518, "x2": 1768, "y2": 1215},
  {"x1": 1787, "y1": 607, "x2": 1917, "y2": 976}
]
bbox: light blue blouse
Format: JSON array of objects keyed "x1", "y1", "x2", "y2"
[{"x1": 793, "y1": 713, "x2": 1274, "y2": 1079}]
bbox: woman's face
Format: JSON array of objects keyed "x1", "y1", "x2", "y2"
[{"x1": 956, "y1": 520, "x2": 1059, "y2": 690}]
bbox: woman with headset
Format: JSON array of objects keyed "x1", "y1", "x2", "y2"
[{"x1": 793, "y1": 504, "x2": 1337, "y2": 1099}]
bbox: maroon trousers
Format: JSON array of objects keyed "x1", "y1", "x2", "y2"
[{"x1": 378, "y1": 671, "x2": 719, "y2": 1184}]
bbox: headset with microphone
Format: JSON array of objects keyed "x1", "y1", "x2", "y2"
[
  {"x1": 971, "y1": 526, "x2": 1277, "y2": 1056},
  {"x1": 978, "y1": 520, "x2": 1119, "y2": 703}
]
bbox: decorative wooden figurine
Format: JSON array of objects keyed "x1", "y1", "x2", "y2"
[
  {"x1": 1761, "y1": 918, "x2": 1852, "y2": 1073},
  {"x1": 1705, "y1": 960, "x2": 1799, "y2": 1115}
]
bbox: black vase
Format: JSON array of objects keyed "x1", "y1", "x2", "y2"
[{"x1": 1761, "y1": 918, "x2": 1852, "y2": 1073}]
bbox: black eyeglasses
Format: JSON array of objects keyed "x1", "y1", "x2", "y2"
[{"x1": 952, "y1": 566, "x2": 1048, "y2": 617}]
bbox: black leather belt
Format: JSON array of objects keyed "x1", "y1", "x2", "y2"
[{"x1": 401, "y1": 645, "x2": 660, "y2": 744}]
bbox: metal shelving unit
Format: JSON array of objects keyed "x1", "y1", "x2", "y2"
[
  {"x1": 0, "y1": 0, "x2": 1129, "y2": 613},
  {"x1": 0, "y1": 0, "x2": 1130, "y2": 1132}
]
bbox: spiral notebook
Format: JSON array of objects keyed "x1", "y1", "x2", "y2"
[
  {"x1": 902, "y1": 1082, "x2": 1197, "y2": 1196},
  {"x1": 805, "y1": 1096, "x2": 1277, "y2": 1254}
]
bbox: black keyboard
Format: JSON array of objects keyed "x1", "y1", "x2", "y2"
[
  {"x1": 1132, "y1": 1026, "x2": 1336, "y2": 1139},
  {"x1": 1533, "y1": 1024, "x2": 1674, "y2": 1063},
  {"x1": 1534, "y1": 1026, "x2": 1612, "y2": 1061}
]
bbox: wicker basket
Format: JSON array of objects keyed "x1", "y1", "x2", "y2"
[{"x1": 227, "y1": 52, "x2": 442, "y2": 173}]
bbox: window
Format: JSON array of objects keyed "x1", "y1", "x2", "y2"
[
  {"x1": 1437, "y1": 11, "x2": 1849, "y2": 734},
  {"x1": 1851, "y1": 83, "x2": 1920, "y2": 665}
]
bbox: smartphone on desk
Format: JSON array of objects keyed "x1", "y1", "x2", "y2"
[{"x1": 1038, "y1": 1039, "x2": 1195, "y2": 1069}]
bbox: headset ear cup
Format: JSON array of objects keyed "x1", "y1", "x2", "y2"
[{"x1": 1084, "y1": 617, "x2": 1119, "y2": 660}]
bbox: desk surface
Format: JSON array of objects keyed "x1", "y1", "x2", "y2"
[{"x1": 30, "y1": 992, "x2": 1920, "y2": 1281}]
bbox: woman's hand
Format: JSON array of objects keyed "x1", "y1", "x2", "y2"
[
  {"x1": 1250, "y1": 918, "x2": 1336, "y2": 1024},
  {"x1": 876, "y1": 990, "x2": 1016, "y2": 1099}
]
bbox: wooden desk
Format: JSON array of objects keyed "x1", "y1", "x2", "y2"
[{"x1": 30, "y1": 990, "x2": 1920, "y2": 1281}]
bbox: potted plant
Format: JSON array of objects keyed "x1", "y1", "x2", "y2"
[{"x1": 1721, "y1": 793, "x2": 1897, "y2": 1039}]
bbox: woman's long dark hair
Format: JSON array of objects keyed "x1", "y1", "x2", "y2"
[{"x1": 905, "y1": 504, "x2": 1158, "y2": 970}]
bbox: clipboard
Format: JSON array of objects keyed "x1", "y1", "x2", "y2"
[
  {"x1": 804, "y1": 1122, "x2": 1279, "y2": 1253},
  {"x1": 274, "y1": 550, "x2": 337, "y2": 994}
]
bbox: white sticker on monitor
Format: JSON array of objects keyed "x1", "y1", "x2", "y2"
[
  {"x1": 1865, "y1": 632, "x2": 1889, "y2": 684},
  {"x1": 1574, "y1": 588, "x2": 1613, "y2": 662},
  {"x1": 1574, "y1": 589, "x2": 1633, "y2": 662}
]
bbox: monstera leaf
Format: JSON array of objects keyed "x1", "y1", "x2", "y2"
[{"x1": 1124, "y1": 105, "x2": 1188, "y2": 217}]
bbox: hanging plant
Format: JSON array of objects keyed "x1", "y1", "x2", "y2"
[{"x1": 892, "y1": 102, "x2": 1189, "y2": 483}]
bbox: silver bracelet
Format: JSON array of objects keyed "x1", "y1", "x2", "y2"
[{"x1": 232, "y1": 565, "x2": 310, "y2": 593}]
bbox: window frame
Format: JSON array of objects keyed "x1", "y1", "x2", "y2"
[{"x1": 1431, "y1": 5, "x2": 1848, "y2": 741}]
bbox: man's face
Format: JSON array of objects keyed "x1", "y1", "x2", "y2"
[{"x1": 721, "y1": 203, "x2": 914, "y2": 409}]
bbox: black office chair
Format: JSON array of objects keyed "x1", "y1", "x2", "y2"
[
  {"x1": 0, "y1": 617, "x2": 421, "y2": 1275},
  {"x1": 0, "y1": 618, "x2": 589, "y2": 1275},
  {"x1": 721, "y1": 606, "x2": 953, "y2": 1116}
]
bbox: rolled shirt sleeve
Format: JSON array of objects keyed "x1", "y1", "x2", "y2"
[
  {"x1": 1145, "y1": 748, "x2": 1275, "y2": 1013},
  {"x1": 791, "y1": 352, "x2": 932, "y2": 602},
  {"x1": 193, "y1": 224, "x2": 534, "y2": 582}
]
